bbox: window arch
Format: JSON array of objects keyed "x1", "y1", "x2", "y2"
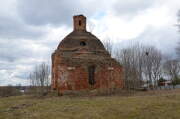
[
  {"x1": 80, "y1": 41, "x2": 86, "y2": 46},
  {"x1": 79, "y1": 20, "x2": 82, "y2": 26},
  {"x1": 88, "y1": 65, "x2": 96, "y2": 85}
]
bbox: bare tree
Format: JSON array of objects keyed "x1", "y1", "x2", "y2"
[
  {"x1": 114, "y1": 43, "x2": 163, "y2": 91},
  {"x1": 29, "y1": 62, "x2": 51, "y2": 96},
  {"x1": 143, "y1": 46, "x2": 163, "y2": 89},
  {"x1": 119, "y1": 48, "x2": 139, "y2": 90},
  {"x1": 151, "y1": 48, "x2": 162, "y2": 89},
  {"x1": 115, "y1": 43, "x2": 146, "y2": 90},
  {"x1": 103, "y1": 38, "x2": 113, "y2": 56},
  {"x1": 163, "y1": 59, "x2": 180, "y2": 88}
]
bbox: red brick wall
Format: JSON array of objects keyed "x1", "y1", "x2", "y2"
[
  {"x1": 73, "y1": 15, "x2": 86, "y2": 31},
  {"x1": 52, "y1": 57, "x2": 124, "y2": 94}
]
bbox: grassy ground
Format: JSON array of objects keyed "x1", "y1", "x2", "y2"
[{"x1": 0, "y1": 90, "x2": 180, "y2": 119}]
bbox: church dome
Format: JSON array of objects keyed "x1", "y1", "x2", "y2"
[
  {"x1": 57, "y1": 31, "x2": 106, "y2": 51},
  {"x1": 57, "y1": 15, "x2": 106, "y2": 52}
]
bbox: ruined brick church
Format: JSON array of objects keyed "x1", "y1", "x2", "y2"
[{"x1": 51, "y1": 15, "x2": 123, "y2": 94}]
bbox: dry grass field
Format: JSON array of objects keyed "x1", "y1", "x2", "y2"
[{"x1": 0, "y1": 89, "x2": 180, "y2": 119}]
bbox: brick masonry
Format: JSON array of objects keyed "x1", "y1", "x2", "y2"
[{"x1": 51, "y1": 15, "x2": 124, "y2": 94}]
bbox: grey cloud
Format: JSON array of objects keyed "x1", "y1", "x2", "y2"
[
  {"x1": 118, "y1": 26, "x2": 179, "y2": 58},
  {"x1": 113, "y1": 0, "x2": 155, "y2": 16},
  {"x1": 0, "y1": 40, "x2": 33, "y2": 62},
  {"x1": 17, "y1": 0, "x2": 105, "y2": 26},
  {"x1": 0, "y1": 38, "x2": 51, "y2": 85},
  {"x1": 0, "y1": 68, "x2": 29, "y2": 86},
  {"x1": 0, "y1": 37, "x2": 52, "y2": 63},
  {"x1": 138, "y1": 26, "x2": 178, "y2": 56},
  {"x1": 0, "y1": 16, "x2": 46, "y2": 39},
  {"x1": 0, "y1": 61, "x2": 15, "y2": 70}
]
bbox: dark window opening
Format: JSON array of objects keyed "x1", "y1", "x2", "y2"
[
  {"x1": 88, "y1": 65, "x2": 96, "y2": 85},
  {"x1": 79, "y1": 20, "x2": 82, "y2": 26},
  {"x1": 80, "y1": 41, "x2": 86, "y2": 46}
]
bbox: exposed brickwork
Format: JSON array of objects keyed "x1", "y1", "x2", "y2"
[
  {"x1": 51, "y1": 15, "x2": 124, "y2": 94},
  {"x1": 73, "y1": 15, "x2": 86, "y2": 31}
]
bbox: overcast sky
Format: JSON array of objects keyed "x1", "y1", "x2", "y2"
[{"x1": 0, "y1": 0, "x2": 180, "y2": 86}]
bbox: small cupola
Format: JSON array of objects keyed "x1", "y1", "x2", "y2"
[{"x1": 73, "y1": 15, "x2": 86, "y2": 31}]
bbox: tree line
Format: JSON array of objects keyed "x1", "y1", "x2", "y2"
[
  {"x1": 101, "y1": 10, "x2": 180, "y2": 91},
  {"x1": 103, "y1": 40, "x2": 180, "y2": 90},
  {"x1": 28, "y1": 62, "x2": 51, "y2": 96}
]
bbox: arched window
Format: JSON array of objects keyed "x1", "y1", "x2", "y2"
[
  {"x1": 79, "y1": 20, "x2": 82, "y2": 26},
  {"x1": 80, "y1": 41, "x2": 86, "y2": 46},
  {"x1": 88, "y1": 65, "x2": 96, "y2": 85}
]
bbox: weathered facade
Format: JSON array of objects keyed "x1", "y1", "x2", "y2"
[{"x1": 51, "y1": 15, "x2": 123, "y2": 94}]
